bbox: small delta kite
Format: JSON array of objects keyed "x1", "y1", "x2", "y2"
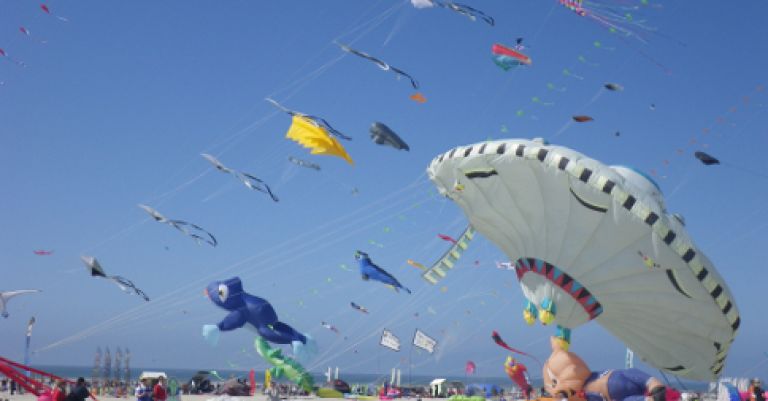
[{"x1": 82, "y1": 256, "x2": 149, "y2": 301}]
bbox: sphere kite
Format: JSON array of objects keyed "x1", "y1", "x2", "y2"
[{"x1": 427, "y1": 138, "x2": 740, "y2": 380}]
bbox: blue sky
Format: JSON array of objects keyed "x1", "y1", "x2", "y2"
[{"x1": 2, "y1": 0, "x2": 768, "y2": 382}]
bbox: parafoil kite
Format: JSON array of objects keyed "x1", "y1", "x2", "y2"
[
  {"x1": 33, "y1": 250, "x2": 53, "y2": 256},
  {"x1": 267, "y1": 99, "x2": 353, "y2": 165},
  {"x1": 350, "y1": 302, "x2": 369, "y2": 314},
  {"x1": 138, "y1": 204, "x2": 218, "y2": 247},
  {"x1": 694, "y1": 151, "x2": 720, "y2": 166},
  {"x1": 337, "y1": 43, "x2": 419, "y2": 90},
  {"x1": 421, "y1": 226, "x2": 475, "y2": 285},
  {"x1": 410, "y1": 93, "x2": 427, "y2": 103},
  {"x1": 1, "y1": 290, "x2": 41, "y2": 318},
  {"x1": 604, "y1": 83, "x2": 624, "y2": 91},
  {"x1": 201, "y1": 154, "x2": 278, "y2": 202},
  {"x1": 81, "y1": 256, "x2": 149, "y2": 301},
  {"x1": 572, "y1": 115, "x2": 594, "y2": 122},
  {"x1": 288, "y1": 156, "x2": 321, "y2": 171},
  {"x1": 370, "y1": 122, "x2": 409, "y2": 151},
  {"x1": 354, "y1": 251, "x2": 411, "y2": 294},
  {"x1": 428, "y1": 137, "x2": 740, "y2": 380},
  {"x1": 491, "y1": 44, "x2": 532, "y2": 71}
]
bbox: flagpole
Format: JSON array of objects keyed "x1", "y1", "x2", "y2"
[{"x1": 409, "y1": 341, "x2": 413, "y2": 387}]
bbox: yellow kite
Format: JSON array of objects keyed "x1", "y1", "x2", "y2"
[{"x1": 286, "y1": 116, "x2": 353, "y2": 165}]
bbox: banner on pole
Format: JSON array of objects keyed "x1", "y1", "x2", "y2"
[
  {"x1": 413, "y1": 329, "x2": 437, "y2": 354},
  {"x1": 380, "y1": 329, "x2": 401, "y2": 352}
]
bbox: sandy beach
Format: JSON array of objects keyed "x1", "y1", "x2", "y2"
[{"x1": 0, "y1": 394, "x2": 410, "y2": 401}]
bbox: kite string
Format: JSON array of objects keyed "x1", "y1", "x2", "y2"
[{"x1": 37, "y1": 174, "x2": 431, "y2": 353}]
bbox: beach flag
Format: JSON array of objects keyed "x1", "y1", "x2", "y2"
[
  {"x1": 413, "y1": 329, "x2": 437, "y2": 353},
  {"x1": 24, "y1": 317, "x2": 35, "y2": 376},
  {"x1": 380, "y1": 329, "x2": 401, "y2": 352}
]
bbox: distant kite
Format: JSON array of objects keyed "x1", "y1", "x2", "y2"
[
  {"x1": 40, "y1": 4, "x2": 68, "y2": 21},
  {"x1": 350, "y1": 302, "x2": 369, "y2": 314},
  {"x1": 694, "y1": 151, "x2": 719, "y2": 166},
  {"x1": 491, "y1": 331, "x2": 540, "y2": 363},
  {"x1": 82, "y1": 256, "x2": 150, "y2": 301},
  {"x1": 491, "y1": 43, "x2": 532, "y2": 69},
  {"x1": 1, "y1": 290, "x2": 41, "y2": 318},
  {"x1": 0, "y1": 48, "x2": 25, "y2": 67},
  {"x1": 572, "y1": 115, "x2": 594, "y2": 122},
  {"x1": 267, "y1": 99, "x2": 354, "y2": 165},
  {"x1": 138, "y1": 204, "x2": 218, "y2": 247},
  {"x1": 321, "y1": 321, "x2": 340, "y2": 334},
  {"x1": 407, "y1": 259, "x2": 427, "y2": 271},
  {"x1": 410, "y1": 93, "x2": 427, "y2": 103},
  {"x1": 337, "y1": 43, "x2": 419, "y2": 89},
  {"x1": 201, "y1": 154, "x2": 278, "y2": 202},
  {"x1": 604, "y1": 83, "x2": 624, "y2": 91},
  {"x1": 562, "y1": 69, "x2": 584, "y2": 80},
  {"x1": 465, "y1": 361, "x2": 476, "y2": 375},
  {"x1": 288, "y1": 157, "x2": 321, "y2": 171},
  {"x1": 495, "y1": 261, "x2": 514, "y2": 271},
  {"x1": 33, "y1": 250, "x2": 54, "y2": 256},
  {"x1": 370, "y1": 122, "x2": 409, "y2": 151},
  {"x1": 266, "y1": 98, "x2": 351, "y2": 141},
  {"x1": 437, "y1": 234, "x2": 457, "y2": 244},
  {"x1": 355, "y1": 251, "x2": 411, "y2": 294},
  {"x1": 435, "y1": 1, "x2": 494, "y2": 26}
]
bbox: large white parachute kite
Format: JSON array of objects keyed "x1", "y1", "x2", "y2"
[{"x1": 427, "y1": 138, "x2": 740, "y2": 381}]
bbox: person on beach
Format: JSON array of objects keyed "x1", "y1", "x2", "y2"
[
  {"x1": 153, "y1": 378, "x2": 167, "y2": 401},
  {"x1": 750, "y1": 379, "x2": 765, "y2": 401},
  {"x1": 52, "y1": 380, "x2": 67, "y2": 401},
  {"x1": 135, "y1": 379, "x2": 151, "y2": 401},
  {"x1": 66, "y1": 378, "x2": 90, "y2": 401}
]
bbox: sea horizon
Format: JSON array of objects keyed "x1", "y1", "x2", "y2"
[{"x1": 30, "y1": 364, "x2": 517, "y2": 388}]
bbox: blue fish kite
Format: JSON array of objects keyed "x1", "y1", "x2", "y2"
[
  {"x1": 355, "y1": 251, "x2": 411, "y2": 294},
  {"x1": 202, "y1": 277, "x2": 315, "y2": 359}
]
